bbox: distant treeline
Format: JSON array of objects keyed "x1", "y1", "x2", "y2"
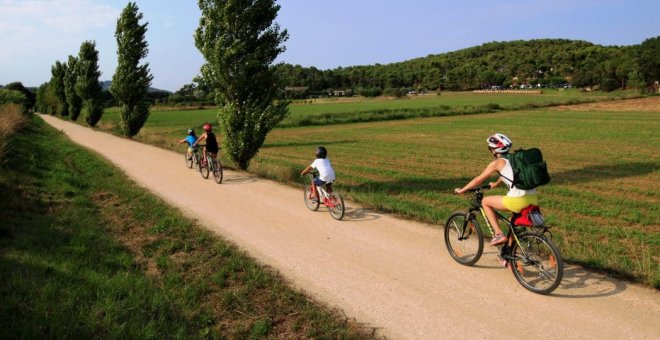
[{"x1": 273, "y1": 38, "x2": 659, "y2": 98}]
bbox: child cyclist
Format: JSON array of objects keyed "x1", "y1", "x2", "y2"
[
  {"x1": 178, "y1": 128, "x2": 197, "y2": 160},
  {"x1": 300, "y1": 146, "x2": 336, "y2": 202},
  {"x1": 192, "y1": 123, "x2": 219, "y2": 166},
  {"x1": 454, "y1": 133, "x2": 538, "y2": 246}
]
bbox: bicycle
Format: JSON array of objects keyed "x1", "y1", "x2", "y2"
[
  {"x1": 444, "y1": 185, "x2": 563, "y2": 295},
  {"x1": 185, "y1": 146, "x2": 202, "y2": 173},
  {"x1": 200, "y1": 149, "x2": 223, "y2": 184},
  {"x1": 303, "y1": 171, "x2": 345, "y2": 220}
]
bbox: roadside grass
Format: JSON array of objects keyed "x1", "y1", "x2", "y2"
[
  {"x1": 0, "y1": 116, "x2": 374, "y2": 338},
  {"x1": 0, "y1": 104, "x2": 28, "y2": 164}
]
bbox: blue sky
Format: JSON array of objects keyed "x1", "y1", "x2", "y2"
[{"x1": 1, "y1": 0, "x2": 658, "y2": 92}]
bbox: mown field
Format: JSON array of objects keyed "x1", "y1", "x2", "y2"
[
  {"x1": 78, "y1": 93, "x2": 660, "y2": 287},
  {"x1": 0, "y1": 117, "x2": 373, "y2": 338}
]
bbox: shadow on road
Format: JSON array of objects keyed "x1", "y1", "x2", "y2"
[
  {"x1": 342, "y1": 207, "x2": 381, "y2": 222},
  {"x1": 551, "y1": 265, "x2": 628, "y2": 298}
]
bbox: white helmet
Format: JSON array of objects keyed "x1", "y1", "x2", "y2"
[{"x1": 487, "y1": 133, "x2": 512, "y2": 154}]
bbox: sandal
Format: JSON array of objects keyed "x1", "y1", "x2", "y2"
[{"x1": 490, "y1": 233, "x2": 506, "y2": 246}]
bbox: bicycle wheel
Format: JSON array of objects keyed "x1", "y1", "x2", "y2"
[
  {"x1": 328, "y1": 193, "x2": 345, "y2": 220},
  {"x1": 195, "y1": 155, "x2": 202, "y2": 173},
  {"x1": 304, "y1": 186, "x2": 320, "y2": 211},
  {"x1": 444, "y1": 212, "x2": 484, "y2": 266},
  {"x1": 510, "y1": 233, "x2": 564, "y2": 295},
  {"x1": 185, "y1": 151, "x2": 193, "y2": 168},
  {"x1": 200, "y1": 155, "x2": 210, "y2": 179},
  {"x1": 213, "y1": 160, "x2": 223, "y2": 184}
]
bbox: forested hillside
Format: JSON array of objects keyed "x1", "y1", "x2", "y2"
[{"x1": 274, "y1": 38, "x2": 658, "y2": 96}]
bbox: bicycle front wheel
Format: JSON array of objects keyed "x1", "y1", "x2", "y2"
[
  {"x1": 328, "y1": 193, "x2": 345, "y2": 220},
  {"x1": 213, "y1": 160, "x2": 223, "y2": 184},
  {"x1": 444, "y1": 212, "x2": 484, "y2": 266},
  {"x1": 304, "y1": 186, "x2": 319, "y2": 211},
  {"x1": 510, "y1": 233, "x2": 563, "y2": 295}
]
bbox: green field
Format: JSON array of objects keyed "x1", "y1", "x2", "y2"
[
  {"x1": 0, "y1": 117, "x2": 373, "y2": 338},
  {"x1": 77, "y1": 93, "x2": 660, "y2": 287}
]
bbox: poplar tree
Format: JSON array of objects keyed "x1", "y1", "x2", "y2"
[
  {"x1": 195, "y1": 0, "x2": 289, "y2": 170},
  {"x1": 51, "y1": 61, "x2": 68, "y2": 117},
  {"x1": 76, "y1": 40, "x2": 103, "y2": 127},
  {"x1": 64, "y1": 55, "x2": 83, "y2": 121},
  {"x1": 110, "y1": 2, "x2": 153, "y2": 137}
]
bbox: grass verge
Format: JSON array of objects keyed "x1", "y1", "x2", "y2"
[{"x1": 0, "y1": 116, "x2": 375, "y2": 338}]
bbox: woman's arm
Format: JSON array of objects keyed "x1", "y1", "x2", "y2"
[{"x1": 455, "y1": 158, "x2": 504, "y2": 194}]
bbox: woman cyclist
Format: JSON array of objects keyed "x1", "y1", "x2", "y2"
[
  {"x1": 454, "y1": 133, "x2": 538, "y2": 245},
  {"x1": 193, "y1": 123, "x2": 219, "y2": 166}
]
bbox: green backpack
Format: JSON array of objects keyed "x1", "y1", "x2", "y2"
[{"x1": 501, "y1": 148, "x2": 551, "y2": 190}]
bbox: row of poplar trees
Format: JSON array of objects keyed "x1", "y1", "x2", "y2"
[
  {"x1": 36, "y1": 2, "x2": 152, "y2": 138},
  {"x1": 37, "y1": 0, "x2": 289, "y2": 169}
]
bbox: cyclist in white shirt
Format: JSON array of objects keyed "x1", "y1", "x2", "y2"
[{"x1": 300, "y1": 146, "x2": 336, "y2": 202}]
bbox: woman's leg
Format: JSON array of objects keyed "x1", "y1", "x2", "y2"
[{"x1": 482, "y1": 195, "x2": 509, "y2": 235}]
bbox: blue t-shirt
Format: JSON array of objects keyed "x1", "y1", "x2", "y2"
[{"x1": 185, "y1": 135, "x2": 197, "y2": 146}]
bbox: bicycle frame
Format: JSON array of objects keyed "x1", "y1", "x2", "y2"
[{"x1": 310, "y1": 175, "x2": 338, "y2": 208}]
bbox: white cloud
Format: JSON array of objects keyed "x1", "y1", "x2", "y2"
[{"x1": 0, "y1": 0, "x2": 120, "y2": 85}]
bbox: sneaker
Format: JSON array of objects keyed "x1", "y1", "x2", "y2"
[{"x1": 490, "y1": 233, "x2": 507, "y2": 246}]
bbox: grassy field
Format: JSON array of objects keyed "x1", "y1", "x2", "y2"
[
  {"x1": 250, "y1": 101, "x2": 659, "y2": 287},
  {"x1": 58, "y1": 92, "x2": 660, "y2": 288},
  {"x1": 100, "y1": 89, "x2": 640, "y2": 132},
  {"x1": 0, "y1": 117, "x2": 373, "y2": 338}
]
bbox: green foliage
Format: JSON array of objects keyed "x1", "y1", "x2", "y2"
[
  {"x1": 0, "y1": 89, "x2": 28, "y2": 110},
  {"x1": 195, "y1": 0, "x2": 290, "y2": 170},
  {"x1": 64, "y1": 55, "x2": 83, "y2": 121},
  {"x1": 110, "y1": 2, "x2": 153, "y2": 137},
  {"x1": 75, "y1": 41, "x2": 103, "y2": 127},
  {"x1": 4, "y1": 82, "x2": 35, "y2": 110},
  {"x1": 50, "y1": 61, "x2": 68, "y2": 117},
  {"x1": 636, "y1": 36, "x2": 660, "y2": 86}
]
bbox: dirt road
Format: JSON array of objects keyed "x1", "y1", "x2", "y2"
[{"x1": 41, "y1": 115, "x2": 659, "y2": 339}]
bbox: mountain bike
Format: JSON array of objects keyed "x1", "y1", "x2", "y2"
[
  {"x1": 303, "y1": 171, "x2": 345, "y2": 220},
  {"x1": 444, "y1": 185, "x2": 563, "y2": 295},
  {"x1": 185, "y1": 147, "x2": 202, "y2": 173},
  {"x1": 200, "y1": 150, "x2": 223, "y2": 184}
]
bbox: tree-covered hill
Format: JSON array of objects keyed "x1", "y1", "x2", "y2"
[{"x1": 275, "y1": 37, "x2": 658, "y2": 96}]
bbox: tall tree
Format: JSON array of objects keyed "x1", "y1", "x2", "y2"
[
  {"x1": 64, "y1": 55, "x2": 83, "y2": 121},
  {"x1": 76, "y1": 41, "x2": 103, "y2": 127},
  {"x1": 51, "y1": 61, "x2": 68, "y2": 117},
  {"x1": 110, "y1": 2, "x2": 153, "y2": 137},
  {"x1": 636, "y1": 36, "x2": 660, "y2": 88},
  {"x1": 195, "y1": 0, "x2": 289, "y2": 170}
]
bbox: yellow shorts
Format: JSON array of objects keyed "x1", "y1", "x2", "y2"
[{"x1": 502, "y1": 194, "x2": 539, "y2": 213}]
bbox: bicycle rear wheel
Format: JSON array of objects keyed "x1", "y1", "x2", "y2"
[
  {"x1": 213, "y1": 160, "x2": 223, "y2": 184},
  {"x1": 444, "y1": 212, "x2": 484, "y2": 266},
  {"x1": 328, "y1": 193, "x2": 345, "y2": 220},
  {"x1": 510, "y1": 233, "x2": 563, "y2": 295},
  {"x1": 304, "y1": 186, "x2": 320, "y2": 211}
]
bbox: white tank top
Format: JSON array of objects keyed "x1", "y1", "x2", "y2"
[{"x1": 501, "y1": 158, "x2": 537, "y2": 197}]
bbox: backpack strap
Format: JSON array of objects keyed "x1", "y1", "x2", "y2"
[{"x1": 496, "y1": 154, "x2": 516, "y2": 186}]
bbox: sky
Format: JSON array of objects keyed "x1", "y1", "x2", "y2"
[{"x1": 1, "y1": 0, "x2": 658, "y2": 92}]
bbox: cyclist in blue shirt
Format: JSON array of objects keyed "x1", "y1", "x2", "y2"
[{"x1": 178, "y1": 128, "x2": 198, "y2": 160}]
